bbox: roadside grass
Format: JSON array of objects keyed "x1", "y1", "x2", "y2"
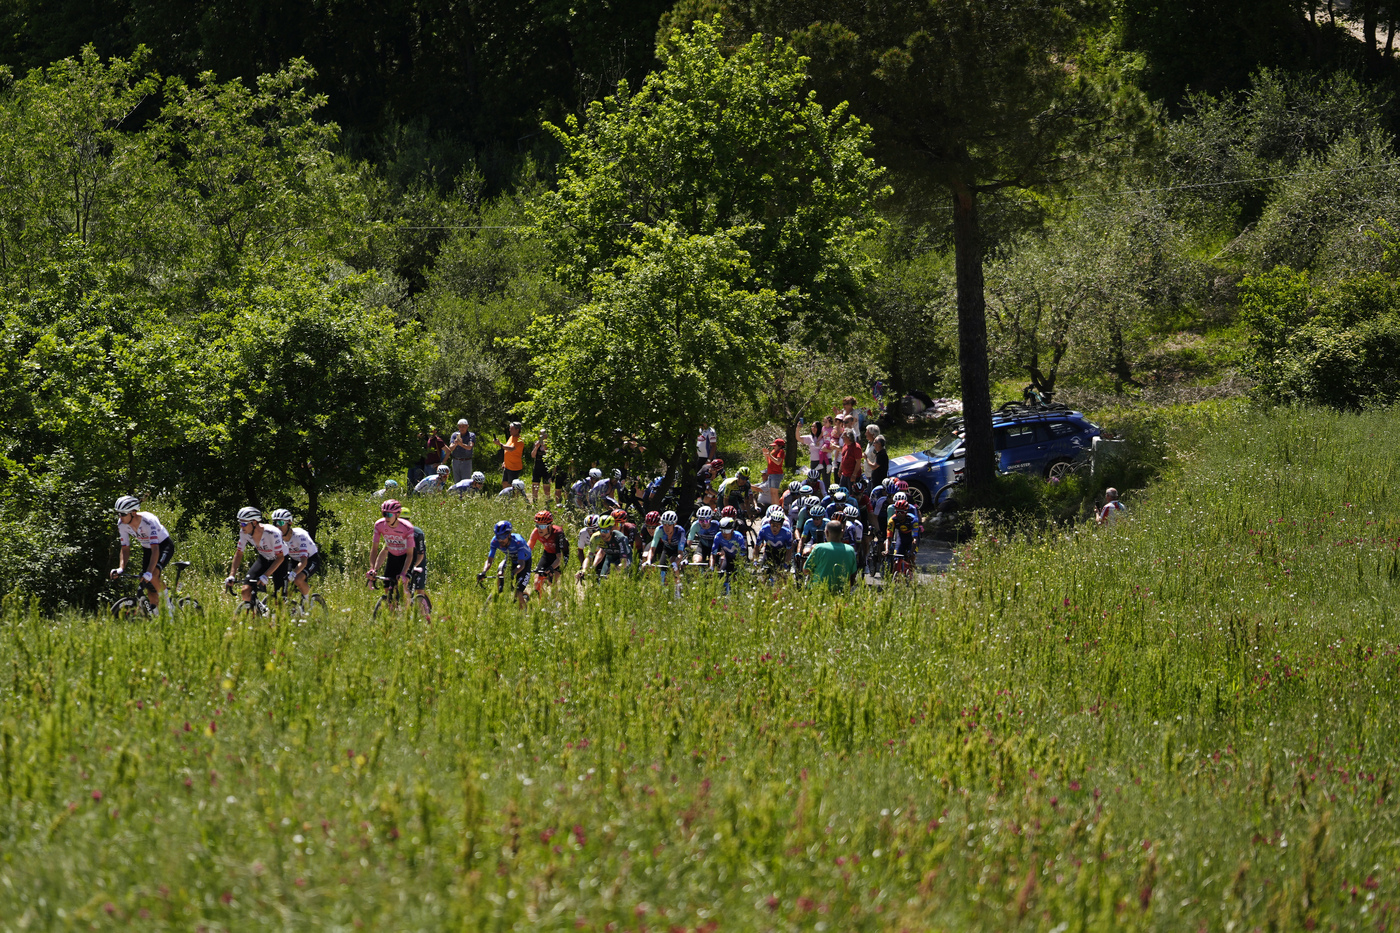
[{"x1": 3, "y1": 406, "x2": 1400, "y2": 930}]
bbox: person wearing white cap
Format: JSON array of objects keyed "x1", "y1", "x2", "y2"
[{"x1": 448, "y1": 418, "x2": 476, "y2": 482}]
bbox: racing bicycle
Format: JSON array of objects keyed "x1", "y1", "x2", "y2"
[{"x1": 110, "y1": 561, "x2": 202, "y2": 618}]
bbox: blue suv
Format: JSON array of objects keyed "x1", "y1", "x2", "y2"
[{"x1": 888, "y1": 405, "x2": 1102, "y2": 511}]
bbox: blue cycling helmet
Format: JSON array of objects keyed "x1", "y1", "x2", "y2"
[{"x1": 494, "y1": 520, "x2": 513, "y2": 537}]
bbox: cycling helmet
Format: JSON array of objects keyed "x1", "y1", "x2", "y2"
[
  {"x1": 892, "y1": 492, "x2": 908, "y2": 505},
  {"x1": 381, "y1": 499, "x2": 402, "y2": 516},
  {"x1": 494, "y1": 520, "x2": 513, "y2": 537},
  {"x1": 843, "y1": 505, "x2": 859, "y2": 519},
  {"x1": 589, "y1": 468, "x2": 603, "y2": 481},
  {"x1": 720, "y1": 505, "x2": 737, "y2": 518},
  {"x1": 114, "y1": 495, "x2": 140, "y2": 515},
  {"x1": 611, "y1": 508, "x2": 628, "y2": 523},
  {"x1": 894, "y1": 479, "x2": 909, "y2": 492},
  {"x1": 512, "y1": 478, "x2": 526, "y2": 492},
  {"x1": 644, "y1": 510, "x2": 661, "y2": 526},
  {"x1": 803, "y1": 495, "x2": 820, "y2": 508},
  {"x1": 895, "y1": 499, "x2": 911, "y2": 512},
  {"x1": 384, "y1": 479, "x2": 399, "y2": 488},
  {"x1": 736, "y1": 466, "x2": 750, "y2": 477},
  {"x1": 788, "y1": 481, "x2": 803, "y2": 493},
  {"x1": 768, "y1": 511, "x2": 784, "y2": 524},
  {"x1": 270, "y1": 508, "x2": 294, "y2": 524},
  {"x1": 799, "y1": 484, "x2": 813, "y2": 495},
  {"x1": 437, "y1": 463, "x2": 450, "y2": 475},
  {"x1": 598, "y1": 515, "x2": 617, "y2": 530},
  {"x1": 398, "y1": 508, "x2": 412, "y2": 519},
  {"x1": 471, "y1": 471, "x2": 485, "y2": 484},
  {"x1": 611, "y1": 469, "x2": 622, "y2": 481},
  {"x1": 832, "y1": 490, "x2": 848, "y2": 504},
  {"x1": 882, "y1": 477, "x2": 898, "y2": 490},
  {"x1": 584, "y1": 514, "x2": 599, "y2": 529},
  {"x1": 710, "y1": 458, "x2": 725, "y2": 469},
  {"x1": 535, "y1": 509, "x2": 554, "y2": 525},
  {"x1": 810, "y1": 504, "x2": 828, "y2": 519},
  {"x1": 718, "y1": 517, "x2": 736, "y2": 530},
  {"x1": 661, "y1": 510, "x2": 678, "y2": 525},
  {"x1": 696, "y1": 505, "x2": 714, "y2": 520},
  {"x1": 767, "y1": 504, "x2": 785, "y2": 518},
  {"x1": 237, "y1": 506, "x2": 262, "y2": 523}
]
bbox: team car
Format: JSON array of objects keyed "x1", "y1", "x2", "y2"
[{"x1": 888, "y1": 404, "x2": 1102, "y2": 511}]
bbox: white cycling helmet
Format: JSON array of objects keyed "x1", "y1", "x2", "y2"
[
  {"x1": 236, "y1": 506, "x2": 262, "y2": 523},
  {"x1": 803, "y1": 495, "x2": 820, "y2": 508},
  {"x1": 696, "y1": 505, "x2": 714, "y2": 519},
  {"x1": 806, "y1": 467, "x2": 821, "y2": 480},
  {"x1": 512, "y1": 478, "x2": 526, "y2": 492},
  {"x1": 788, "y1": 481, "x2": 803, "y2": 493},
  {"x1": 471, "y1": 471, "x2": 485, "y2": 483},
  {"x1": 844, "y1": 505, "x2": 859, "y2": 519},
  {"x1": 892, "y1": 492, "x2": 908, "y2": 504},
  {"x1": 589, "y1": 468, "x2": 603, "y2": 481},
  {"x1": 437, "y1": 463, "x2": 450, "y2": 475},
  {"x1": 661, "y1": 510, "x2": 678, "y2": 525},
  {"x1": 270, "y1": 508, "x2": 294, "y2": 523},
  {"x1": 584, "y1": 513, "x2": 599, "y2": 528},
  {"x1": 114, "y1": 495, "x2": 140, "y2": 515}
]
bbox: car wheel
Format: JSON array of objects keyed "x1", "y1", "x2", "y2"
[
  {"x1": 1045, "y1": 459, "x2": 1073, "y2": 482},
  {"x1": 906, "y1": 482, "x2": 930, "y2": 514}
]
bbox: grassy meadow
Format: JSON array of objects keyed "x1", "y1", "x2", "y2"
[{"x1": 4, "y1": 405, "x2": 1400, "y2": 930}]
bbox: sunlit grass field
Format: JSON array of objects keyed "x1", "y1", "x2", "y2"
[{"x1": 4, "y1": 405, "x2": 1400, "y2": 930}]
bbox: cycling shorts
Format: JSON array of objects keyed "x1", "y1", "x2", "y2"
[
  {"x1": 246, "y1": 554, "x2": 278, "y2": 583},
  {"x1": 510, "y1": 560, "x2": 530, "y2": 592},
  {"x1": 694, "y1": 539, "x2": 713, "y2": 560},
  {"x1": 409, "y1": 560, "x2": 428, "y2": 591},
  {"x1": 294, "y1": 553, "x2": 323, "y2": 579},
  {"x1": 532, "y1": 459, "x2": 550, "y2": 482},
  {"x1": 535, "y1": 550, "x2": 564, "y2": 575},
  {"x1": 384, "y1": 552, "x2": 408, "y2": 581},
  {"x1": 713, "y1": 549, "x2": 738, "y2": 574},
  {"x1": 141, "y1": 539, "x2": 175, "y2": 573},
  {"x1": 655, "y1": 542, "x2": 681, "y2": 562}
]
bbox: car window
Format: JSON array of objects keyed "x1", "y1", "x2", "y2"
[
  {"x1": 994, "y1": 424, "x2": 1039, "y2": 449},
  {"x1": 1045, "y1": 421, "x2": 1077, "y2": 438}
]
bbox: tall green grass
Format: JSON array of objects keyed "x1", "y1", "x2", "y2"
[{"x1": 2, "y1": 406, "x2": 1399, "y2": 930}]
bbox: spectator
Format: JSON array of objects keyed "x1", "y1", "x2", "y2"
[
  {"x1": 1096, "y1": 487, "x2": 1126, "y2": 526},
  {"x1": 805, "y1": 520, "x2": 860, "y2": 592},
  {"x1": 841, "y1": 396, "x2": 867, "y2": 434},
  {"x1": 696, "y1": 421, "x2": 717, "y2": 471},
  {"x1": 762, "y1": 438, "x2": 786, "y2": 506},
  {"x1": 838, "y1": 429, "x2": 863, "y2": 488},
  {"x1": 800, "y1": 421, "x2": 822, "y2": 476},
  {"x1": 870, "y1": 434, "x2": 889, "y2": 486},
  {"x1": 820, "y1": 415, "x2": 838, "y2": 484},
  {"x1": 423, "y1": 427, "x2": 447, "y2": 470},
  {"x1": 862, "y1": 423, "x2": 880, "y2": 480},
  {"x1": 447, "y1": 419, "x2": 476, "y2": 482},
  {"x1": 495, "y1": 422, "x2": 525, "y2": 489},
  {"x1": 531, "y1": 428, "x2": 554, "y2": 503}
]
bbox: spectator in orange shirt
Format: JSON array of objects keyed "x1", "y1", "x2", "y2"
[{"x1": 494, "y1": 422, "x2": 525, "y2": 489}]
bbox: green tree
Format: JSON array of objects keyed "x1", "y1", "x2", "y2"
[
  {"x1": 534, "y1": 18, "x2": 886, "y2": 341},
  {"x1": 176, "y1": 263, "x2": 437, "y2": 536},
  {"x1": 665, "y1": 2, "x2": 1153, "y2": 495},
  {"x1": 518, "y1": 225, "x2": 776, "y2": 502}
]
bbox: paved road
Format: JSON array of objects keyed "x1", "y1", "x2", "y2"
[{"x1": 862, "y1": 541, "x2": 955, "y2": 586}]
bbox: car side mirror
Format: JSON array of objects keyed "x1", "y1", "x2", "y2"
[{"x1": 953, "y1": 448, "x2": 965, "y2": 459}]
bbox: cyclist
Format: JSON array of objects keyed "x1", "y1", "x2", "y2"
[
  {"x1": 780, "y1": 480, "x2": 805, "y2": 515},
  {"x1": 695, "y1": 458, "x2": 724, "y2": 505},
  {"x1": 497, "y1": 478, "x2": 528, "y2": 500},
  {"x1": 413, "y1": 463, "x2": 451, "y2": 495},
  {"x1": 718, "y1": 466, "x2": 755, "y2": 515},
  {"x1": 589, "y1": 470, "x2": 620, "y2": 510},
  {"x1": 397, "y1": 508, "x2": 432, "y2": 621},
  {"x1": 805, "y1": 467, "x2": 826, "y2": 499},
  {"x1": 839, "y1": 503, "x2": 865, "y2": 571},
  {"x1": 709, "y1": 516, "x2": 745, "y2": 594},
  {"x1": 226, "y1": 507, "x2": 288, "y2": 606},
  {"x1": 886, "y1": 498, "x2": 922, "y2": 574},
  {"x1": 478, "y1": 520, "x2": 533, "y2": 608},
  {"x1": 372, "y1": 477, "x2": 400, "y2": 499},
  {"x1": 366, "y1": 499, "x2": 417, "y2": 598},
  {"x1": 270, "y1": 509, "x2": 321, "y2": 600},
  {"x1": 570, "y1": 472, "x2": 597, "y2": 508},
  {"x1": 528, "y1": 509, "x2": 570, "y2": 592},
  {"x1": 577, "y1": 513, "x2": 599, "y2": 563},
  {"x1": 689, "y1": 505, "x2": 718, "y2": 564},
  {"x1": 451, "y1": 471, "x2": 489, "y2": 498},
  {"x1": 755, "y1": 508, "x2": 795, "y2": 581},
  {"x1": 638, "y1": 510, "x2": 661, "y2": 564},
  {"x1": 644, "y1": 510, "x2": 688, "y2": 595},
  {"x1": 578, "y1": 515, "x2": 628, "y2": 581},
  {"x1": 798, "y1": 503, "x2": 829, "y2": 570},
  {"x1": 111, "y1": 496, "x2": 175, "y2": 613}
]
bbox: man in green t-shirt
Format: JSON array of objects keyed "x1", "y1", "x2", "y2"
[{"x1": 805, "y1": 520, "x2": 860, "y2": 592}]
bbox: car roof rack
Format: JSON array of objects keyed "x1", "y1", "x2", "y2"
[{"x1": 994, "y1": 401, "x2": 1073, "y2": 418}]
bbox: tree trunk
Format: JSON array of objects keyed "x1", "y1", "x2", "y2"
[
  {"x1": 951, "y1": 184, "x2": 995, "y2": 497},
  {"x1": 1364, "y1": 5, "x2": 1380, "y2": 70},
  {"x1": 1385, "y1": 16, "x2": 1395, "y2": 57},
  {"x1": 660, "y1": 436, "x2": 692, "y2": 527},
  {"x1": 305, "y1": 482, "x2": 321, "y2": 540},
  {"x1": 785, "y1": 419, "x2": 799, "y2": 471}
]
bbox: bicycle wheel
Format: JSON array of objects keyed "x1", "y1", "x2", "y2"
[
  {"x1": 110, "y1": 596, "x2": 145, "y2": 619},
  {"x1": 371, "y1": 594, "x2": 395, "y2": 621},
  {"x1": 176, "y1": 596, "x2": 203, "y2": 614},
  {"x1": 413, "y1": 594, "x2": 432, "y2": 621},
  {"x1": 237, "y1": 599, "x2": 267, "y2": 616},
  {"x1": 304, "y1": 594, "x2": 329, "y2": 619}
]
